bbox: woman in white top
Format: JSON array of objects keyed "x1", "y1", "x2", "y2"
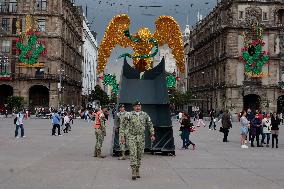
[
  {"x1": 261, "y1": 113, "x2": 271, "y2": 147},
  {"x1": 240, "y1": 110, "x2": 250, "y2": 148}
]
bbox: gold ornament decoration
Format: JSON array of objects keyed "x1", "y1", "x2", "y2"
[{"x1": 98, "y1": 14, "x2": 185, "y2": 73}]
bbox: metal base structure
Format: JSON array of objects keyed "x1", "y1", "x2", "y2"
[{"x1": 111, "y1": 58, "x2": 175, "y2": 156}]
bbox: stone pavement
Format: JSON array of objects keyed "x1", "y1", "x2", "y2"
[{"x1": 0, "y1": 117, "x2": 284, "y2": 189}]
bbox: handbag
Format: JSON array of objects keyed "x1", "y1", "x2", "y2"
[{"x1": 219, "y1": 127, "x2": 224, "y2": 133}]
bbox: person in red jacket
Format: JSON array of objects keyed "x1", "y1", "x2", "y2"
[{"x1": 94, "y1": 106, "x2": 108, "y2": 158}]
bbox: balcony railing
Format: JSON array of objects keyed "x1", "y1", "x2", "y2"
[
  {"x1": 0, "y1": 3, "x2": 17, "y2": 13},
  {"x1": 14, "y1": 73, "x2": 82, "y2": 87}
]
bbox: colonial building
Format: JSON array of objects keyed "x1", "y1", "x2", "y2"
[
  {"x1": 82, "y1": 15, "x2": 98, "y2": 97},
  {"x1": 0, "y1": 0, "x2": 84, "y2": 109},
  {"x1": 186, "y1": 0, "x2": 284, "y2": 114}
]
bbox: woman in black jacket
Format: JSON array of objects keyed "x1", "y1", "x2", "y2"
[
  {"x1": 180, "y1": 113, "x2": 196, "y2": 150},
  {"x1": 271, "y1": 112, "x2": 280, "y2": 148}
]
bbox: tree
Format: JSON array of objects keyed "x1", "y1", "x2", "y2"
[
  {"x1": 109, "y1": 93, "x2": 118, "y2": 104},
  {"x1": 89, "y1": 85, "x2": 109, "y2": 106},
  {"x1": 169, "y1": 88, "x2": 192, "y2": 107},
  {"x1": 7, "y1": 96, "x2": 25, "y2": 109}
]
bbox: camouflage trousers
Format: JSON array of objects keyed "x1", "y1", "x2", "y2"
[
  {"x1": 128, "y1": 134, "x2": 145, "y2": 169},
  {"x1": 119, "y1": 132, "x2": 127, "y2": 152},
  {"x1": 95, "y1": 128, "x2": 105, "y2": 150}
]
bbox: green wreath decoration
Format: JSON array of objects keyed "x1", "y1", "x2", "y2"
[
  {"x1": 279, "y1": 82, "x2": 284, "y2": 90},
  {"x1": 16, "y1": 31, "x2": 47, "y2": 65},
  {"x1": 103, "y1": 74, "x2": 119, "y2": 95},
  {"x1": 239, "y1": 25, "x2": 270, "y2": 77},
  {"x1": 166, "y1": 75, "x2": 177, "y2": 88}
]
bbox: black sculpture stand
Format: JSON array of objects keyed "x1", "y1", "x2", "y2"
[{"x1": 111, "y1": 58, "x2": 175, "y2": 156}]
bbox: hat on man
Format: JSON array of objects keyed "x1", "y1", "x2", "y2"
[
  {"x1": 132, "y1": 101, "x2": 142, "y2": 106},
  {"x1": 101, "y1": 106, "x2": 108, "y2": 110}
]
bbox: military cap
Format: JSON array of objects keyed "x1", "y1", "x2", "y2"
[
  {"x1": 101, "y1": 106, "x2": 108, "y2": 110},
  {"x1": 132, "y1": 101, "x2": 142, "y2": 106}
]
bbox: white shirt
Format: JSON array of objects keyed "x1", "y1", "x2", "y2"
[
  {"x1": 64, "y1": 116, "x2": 70, "y2": 124},
  {"x1": 16, "y1": 113, "x2": 24, "y2": 125},
  {"x1": 178, "y1": 112, "x2": 183, "y2": 119}
]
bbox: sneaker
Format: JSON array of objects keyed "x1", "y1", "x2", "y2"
[
  {"x1": 22, "y1": 136, "x2": 26, "y2": 138},
  {"x1": 244, "y1": 145, "x2": 249, "y2": 148},
  {"x1": 241, "y1": 145, "x2": 246, "y2": 149},
  {"x1": 58, "y1": 134, "x2": 62, "y2": 136},
  {"x1": 55, "y1": 133, "x2": 58, "y2": 136},
  {"x1": 15, "y1": 136, "x2": 20, "y2": 139},
  {"x1": 209, "y1": 129, "x2": 212, "y2": 131}
]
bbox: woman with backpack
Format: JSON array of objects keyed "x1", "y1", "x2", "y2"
[{"x1": 180, "y1": 113, "x2": 196, "y2": 150}]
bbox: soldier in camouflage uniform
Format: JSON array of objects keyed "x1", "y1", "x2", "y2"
[
  {"x1": 94, "y1": 106, "x2": 108, "y2": 158},
  {"x1": 116, "y1": 104, "x2": 128, "y2": 160},
  {"x1": 120, "y1": 101, "x2": 155, "y2": 180}
]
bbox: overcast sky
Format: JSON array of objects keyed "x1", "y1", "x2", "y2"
[{"x1": 75, "y1": 0, "x2": 217, "y2": 76}]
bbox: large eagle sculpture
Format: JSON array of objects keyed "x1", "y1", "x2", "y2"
[{"x1": 97, "y1": 14, "x2": 185, "y2": 73}]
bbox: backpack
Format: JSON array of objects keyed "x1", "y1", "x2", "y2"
[{"x1": 14, "y1": 117, "x2": 17, "y2": 124}]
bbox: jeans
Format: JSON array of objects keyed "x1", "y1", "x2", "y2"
[
  {"x1": 182, "y1": 129, "x2": 194, "y2": 148},
  {"x1": 63, "y1": 123, "x2": 71, "y2": 133},
  {"x1": 261, "y1": 133, "x2": 270, "y2": 145},
  {"x1": 197, "y1": 119, "x2": 205, "y2": 127},
  {"x1": 223, "y1": 128, "x2": 229, "y2": 142},
  {"x1": 52, "y1": 124, "x2": 61, "y2": 135},
  {"x1": 251, "y1": 127, "x2": 261, "y2": 146},
  {"x1": 15, "y1": 124, "x2": 24, "y2": 137},
  {"x1": 209, "y1": 119, "x2": 216, "y2": 130},
  {"x1": 272, "y1": 132, "x2": 279, "y2": 148}
]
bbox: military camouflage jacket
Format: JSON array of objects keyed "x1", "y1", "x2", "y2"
[
  {"x1": 120, "y1": 111, "x2": 154, "y2": 138},
  {"x1": 115, "y1": 111, "x2": 128, "y2": 129}
]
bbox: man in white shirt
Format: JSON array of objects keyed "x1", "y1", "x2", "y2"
[
  {"x1": 15, "y1": 109, "x2": 25, "y2": 138},
  {"x1": 63, "y1": 113, "x2": 71, "y2": 133}
]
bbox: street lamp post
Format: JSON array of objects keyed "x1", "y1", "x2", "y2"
[{"x1": 58, "y1": 68, "x2": 64, "y2": 108}]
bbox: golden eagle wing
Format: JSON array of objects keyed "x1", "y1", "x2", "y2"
[
  {"x1": 97, "y1": 14, "x2": 131, "y2": 74},
  {"x1": 153, "y1": 16, "x2": 185, "y2": 72}
]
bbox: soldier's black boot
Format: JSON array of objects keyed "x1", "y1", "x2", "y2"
[
  {"x1": 93, "y1": 148, "x2": 97, "y2": 157},
  {"x1": 136, "y1": 167, "x2": 140, "y2": 178},
  {"x1": 132, "y1": 168, "x2": 137, "y2": 180}
]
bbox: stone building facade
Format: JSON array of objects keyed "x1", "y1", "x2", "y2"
[
  {"x1": 0, "y1": 0, "x2": 84, "y2": 109},
  {"x1": 82, "y1": 15, "x2": 98, "y2": 96},
  {"x1": 186, "y1": 0, "x2": 284, "y2": 114}
]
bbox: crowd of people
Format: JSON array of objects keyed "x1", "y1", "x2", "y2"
[
  {"x1": 177, "y1": 108, "x2": 282, "y2": 150},
  {"x1": 239, "y1": 109, "x2": 281, "y2": 149}
]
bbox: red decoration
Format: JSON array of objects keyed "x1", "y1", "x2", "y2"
[{"x1": 0, "y1": 76, "x2": 12, "y2": 81}]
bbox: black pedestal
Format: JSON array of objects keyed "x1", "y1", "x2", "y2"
[{"x1": 111, "y1": 58, "x2": 175, "y2": 156}]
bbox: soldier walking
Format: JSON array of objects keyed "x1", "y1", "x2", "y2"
[
  {"x1": 93, "y1": 106, "x2": 108, "y2": 158},
  {"x1": 116, "y1": 104, "x2": 128, "y2": 160},
  {"x1": 120, "y1": 101, "x2": 155, "y2": 180}
]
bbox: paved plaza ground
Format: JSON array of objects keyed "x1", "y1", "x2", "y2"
[{"x1": 0, "y1": 117, "x2": 284, "y2": 189}]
